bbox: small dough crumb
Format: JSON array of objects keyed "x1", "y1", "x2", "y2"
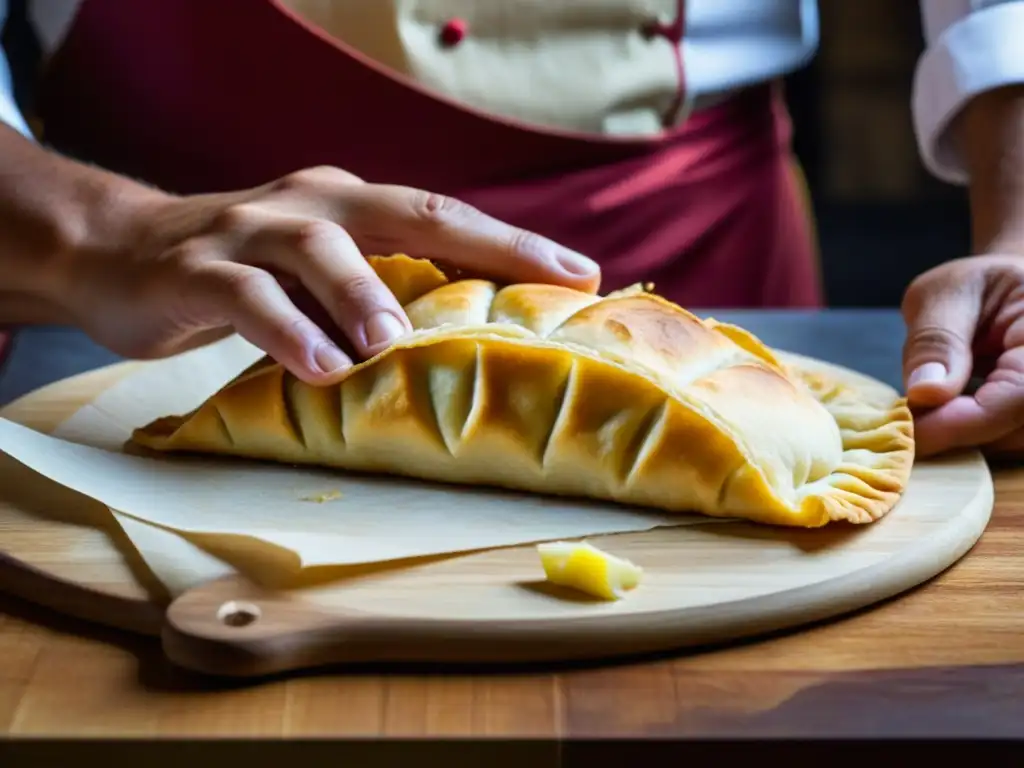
[
  {"x1": 300, "y1": 490, "x2": 343, "y2": 503},
  {"x1": 536, "y1": 540, "x2": 643, "y2": 600}
]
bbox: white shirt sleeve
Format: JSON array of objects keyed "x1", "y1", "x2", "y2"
[
  {"x1": 913, "y1": 0, "x2": 1024, "y2": 184},
  {"x1": 0, "y1": 0, "x2": 34, "y2": 138}
]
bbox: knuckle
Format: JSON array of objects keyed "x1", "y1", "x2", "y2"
[
  {"x1": 209, "y1": 203, "x2": 260, "y2": 234},
  {"x1": 1006, "y1": 262, "x2": 1024, "y2": 282},
  {"x1": 275, "y1": 167, "x2": 326, "y2": 193},
  {"x1": 901, "y1": 274, "x2": 938, "y2": 314},
  {"x1": 506, "y1": 227, "x2": 548, "y2": 261},
  {"x1": 407, "y1": 190, "x2": 472, "y2": 227},
  {"x1": 218, "y1": 266, "x2": 272, "y2": 302},
  {"x1": 281, "y1": 314, "x2": 316, "y2": 344},
  {"x1": 285, "y1": 219, "x2": 347, "y2": 254},
  {"x1": 990, "y1": 367, "x2": 1024, "y2": 390},
  {"x1": 166, "y1": 239, "x2": 211, "y2": 269},
  {"x1": 905, "y1": 324, "x2": 969, "y2": 358},
  {"x1": 274, "y1": 165, "x2": 359, "y2": 194},
  {"x1": 256, "y1": 312, "x2": 317, "y2": 358},
  {"x1": 332, "y1": 271, "x2": 387, "y2": 309}
]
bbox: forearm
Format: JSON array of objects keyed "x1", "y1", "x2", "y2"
[
  {"x1": 955, "y1": 84, "x2": 1024, "y2": 253},
  {"x1": 0, "y1": 124, "x2": 166, "y2": 322},
  {"x1": 911, "y1": 1, "x2": 1024, "y2": 250}
]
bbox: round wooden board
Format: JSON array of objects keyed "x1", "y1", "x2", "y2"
[{"x1": 0, "y1": 353, "x2": 995, "y2": 674}]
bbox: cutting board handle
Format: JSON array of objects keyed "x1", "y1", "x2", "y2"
[
  {"x1": 160, "y1": 573, "x2": 670, "y2": 677},
  {"x1": 160, "y1": 574, "x2": 405, "y2": 677}
]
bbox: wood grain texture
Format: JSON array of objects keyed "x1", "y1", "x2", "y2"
[{"x1": 0, "y1": 358, "x2": 1021, "y2": 737}]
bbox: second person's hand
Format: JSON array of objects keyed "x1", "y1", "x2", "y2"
[
  {"x1": 901, "y1": 254, "x2": 1024, "y2": 457},
  {"x1": 54, "y1": 165, "x2": 602, "y2": 384}
]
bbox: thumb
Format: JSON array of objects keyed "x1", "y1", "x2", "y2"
[{"x1": 901, "y1": 279, "x2": 980, "y2": 408}]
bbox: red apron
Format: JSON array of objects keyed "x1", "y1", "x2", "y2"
[{"x1": 32, "y1": 0, "x2": 822, "y2": 313}]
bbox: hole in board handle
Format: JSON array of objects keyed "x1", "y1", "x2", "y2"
[{"x1": 217, "y1": 601, "x2": 261, "y2": 627}]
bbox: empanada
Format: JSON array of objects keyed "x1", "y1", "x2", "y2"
[{"x1": 130, "y1": 254, "x2": 914, "y2": 528}]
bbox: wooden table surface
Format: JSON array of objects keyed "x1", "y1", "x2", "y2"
[{"x1": 1, "y1": 316, "x2": 1023, "y2": 740}]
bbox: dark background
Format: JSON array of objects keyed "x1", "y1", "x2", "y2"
[
  {"x1": 782, "y1": 1, "x2": 972, "y2": 308},
  {"x1": 1, "y1": 0, "x2": 973, "y2": 310}
]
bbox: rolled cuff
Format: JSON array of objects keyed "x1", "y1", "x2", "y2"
[{"x1": 913, "y1": 2, "x2": 1024, "y2": 184}]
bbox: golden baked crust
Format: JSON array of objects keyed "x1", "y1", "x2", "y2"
[{"x1": 130, "y1": 255, "x2": 915, "y2": 528}]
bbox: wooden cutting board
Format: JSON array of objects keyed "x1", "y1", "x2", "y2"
[{"x1": 0, "y1": 353, "x2": 994, "y2": 678}]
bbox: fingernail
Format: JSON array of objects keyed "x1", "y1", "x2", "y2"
[
  {"x1": 908, "y1": 361, "x2": 947, "y2": 388},
  {"x1": 314, "y1": 342, "x2": 351, "y2": 373},
  {"x1": 364, "y1": 311, "x2": 407, "y2": 348},
  {"x1": 556, "y1": 250, "x2": 600, "y2": 276}
]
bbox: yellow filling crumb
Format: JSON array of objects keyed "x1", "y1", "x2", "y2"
[{"x1": 536, "y1": 540, "x2": 643, "y2": 600}]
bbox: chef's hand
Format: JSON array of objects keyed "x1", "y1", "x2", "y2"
[
  {"x1": 901, "y1": 254, "x2": 1024, "y2": 457},
  {"x1": 61, "y1": 166, "x2": 600, "y2": 383}
]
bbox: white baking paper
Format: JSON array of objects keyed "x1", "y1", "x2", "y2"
[{"x1": 0, "y1": 335, "x2": 729, "y2": 594}]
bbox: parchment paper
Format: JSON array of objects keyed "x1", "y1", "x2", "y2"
[{"x1": 0, "y1": 335, "x2": 731, "y2": 595}]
